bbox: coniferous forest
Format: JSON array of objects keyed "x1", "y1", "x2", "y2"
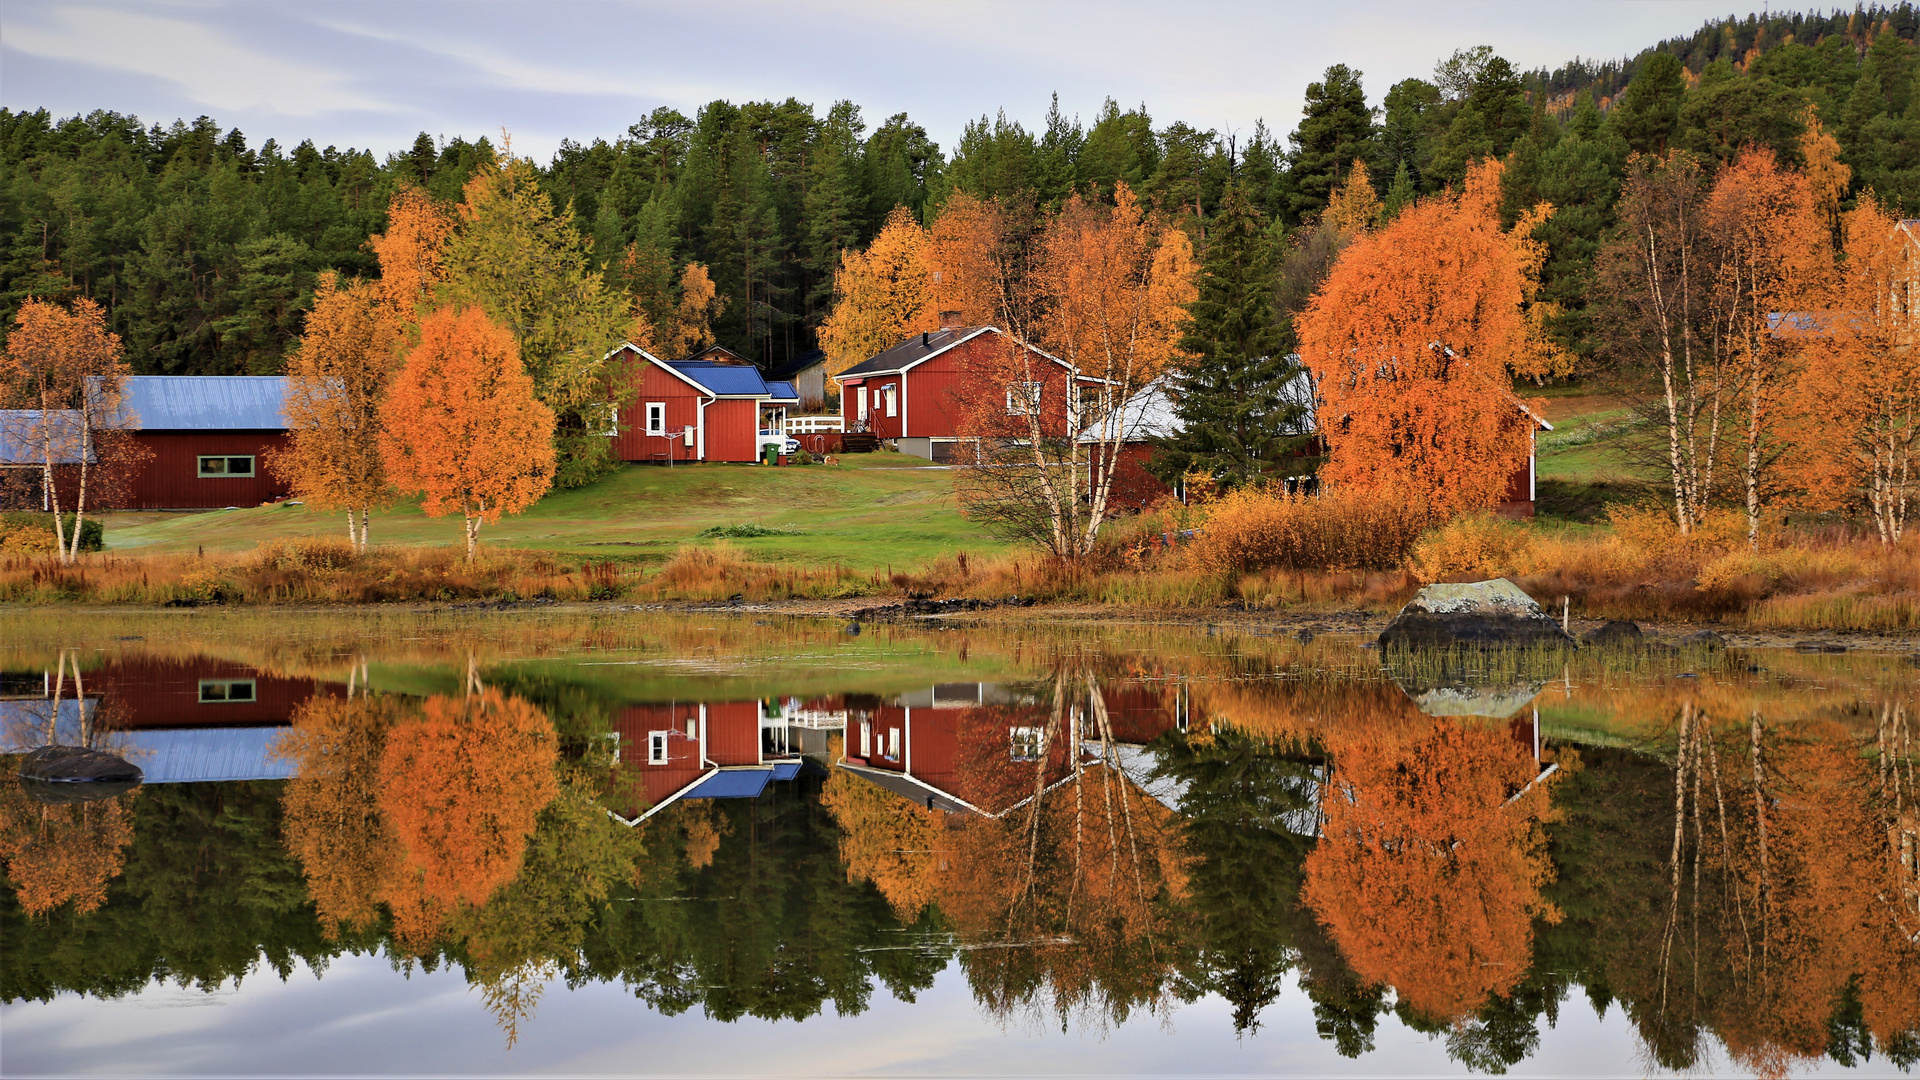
[{"x1": 3, "y1": 5, "x2": 1919, "y2": 379}]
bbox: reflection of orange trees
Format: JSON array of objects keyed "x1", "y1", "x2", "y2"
[
  {"x1": 821, "y1": 765, "x2": 940, "y2": 920},
  {"x1": 379, "y1": 689, "x2": 560, "y2": 912},
  {"x1": 0, "y1": 770, "x2": 135, "y2": 917},
  {"x1": 1303, "y1": 720, "x2": 1557, "y2": 1022},
  {"x1": 934, "y1": 673, "x2": 1193, "y2": 1032},
  {"x1": 1192, "y1": 678, "x2": 1428, "y2": 753},
  {"x1": 279, "y1": 694, "x2": 407, "y2": 938}
]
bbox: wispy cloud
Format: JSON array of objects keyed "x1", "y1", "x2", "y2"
[{"x1": 4, "y1": 4, "x2": 395, "y2": 117}]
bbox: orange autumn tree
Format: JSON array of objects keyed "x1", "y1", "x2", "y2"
[
  {"x1": 818, "y1": 207, "x2": 937, "y2": 378},
  {"x1": 378, "y1": 687, "x2": 559, "y2": 911},
  {"x1": 1296, "y1": 160, "x2": 1550, "y2": 520},
  {"x1": 1784, "y1": 194, "x2": 1919, "y2": 544},
  {"x1": 820, "y1": 763, "x2": 942, "y2": 920},
  {"x1": 950, "y1": 183, "x2": 1196, "y2": 562},
  {"x1": 368, "y1": 185, "x2": 455, "y2": 329},
  {"x1": 1301, "y1": 720, "x2": 1558, "y2": 1022},
  {"x1": 274, "y1": 274, "x2": 398, "y2": 552},
  {"x1": 1702, "y1": 149, "x2": 1833, "y2": 549},
  {"x1": 279, "y1": 693, "x2": 408, "y2": 938},
  {"x1": 0, "y1": 771, "x2": 136, "y2": 917},
  {"x1": 0, "y1": 297, "x2": 137, "y2": 564},
  {"x1": 380, "y1": 306, "x2": 556, "y2": 560}
]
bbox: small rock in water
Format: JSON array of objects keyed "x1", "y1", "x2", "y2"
[
  {"x1": 1295, "y1": 628, "x2": 1315, "y2": 644},
  {"x1": 1378, "y1": 579, "x2": 1574, "y2": 651},
  {"x1": 18, "y1": 745, "x2": 143, "y2": 786},
  {"x1": 843, "y1": 621, "x2": 861, "y2": 636},
  {"x1": 1581, "y1": 620, "x2": 1643, "y2": 647},
  {"x1": 1678, "y1": 630, "x2": 1728, "y2": 650},
  {"x1": 1794, "y1": 640, "x2": 1847, "y2": 653}
]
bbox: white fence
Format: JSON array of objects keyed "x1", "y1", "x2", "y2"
[{"x1": 787, "y1": 414, "x2": 844, "y2": 434}]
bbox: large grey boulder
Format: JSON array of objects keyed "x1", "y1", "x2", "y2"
[
  {"x1": 17, "y1": 745, "x2": 144, "y2": 785},
  {"x1": 1379, "y1": 579, "x2": 1575, "y2": 650}
]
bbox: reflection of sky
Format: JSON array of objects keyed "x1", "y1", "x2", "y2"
[{"x1": 0, "y1": 955, "x2": 1804, "y2": 1078}]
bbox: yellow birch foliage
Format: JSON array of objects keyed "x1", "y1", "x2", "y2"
[
  {"x1": 1035, "y1": 182, "x2": 1198, "y2": 389},
  {"x1": 279, "y1": 693, "x2": 407, "y2": 938},
  {"x1": 368, "y1": 186, "x2": 454, "y2": 330},
  {"x1": 274, "y1": 274, "x2": 396, "y2": 535},
  {"x1": 0, "y1": 779, "x2": 136, "y2": 917},
  {"x1": 1297, "y1": 160, "x2": 1549, "y2": 519},
  {"x1": 1324, "y1": 159, "x2": 1381, "y2": 235},
  {"x1": 819, "y1": 208, "x2": 936, "y2": 376},
  {"x1": 820, "y1": 764, "x2": 941, "y2": 919}
]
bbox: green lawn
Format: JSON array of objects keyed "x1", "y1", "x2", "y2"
[{"x1": 99, "y1": 451, "x2": 1011, "y2": 571}]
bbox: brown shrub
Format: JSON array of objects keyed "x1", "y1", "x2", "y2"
[{"x1": 1188, "y1": 487, "x2": 1427, "y2": 573}]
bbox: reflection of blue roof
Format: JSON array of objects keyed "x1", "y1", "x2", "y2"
[
  {"x1": 115, "y1": 727, "x2": 295, "y2": 783},
  {"x1": 118, "y1": 376, "x2": 288, "y2": 430},
  {"x1": 668, "y1": 362, "x2": 773, "y2": 398},
  {"x1": 682, "y1": 768, "x2": 773, "y2": 799}
]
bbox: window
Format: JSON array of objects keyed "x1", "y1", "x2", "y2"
[
  {"x1": 198, "y1": 455, "x2": 255, "y2": 478},
  {"x1": 645, "y1": 402, "x2": 667, "y2": 436},
  {"x1": 648, "y1": 731, "x2": 670, "y2": 765},
  {"x1": 883, "y1": 383, "x2": 898, "y2": 417},
  {"x1": 589, "y1": 403, "x2": 618, "y2": 437},
  {"x1": 1006, "y1": 382, "x2": 1042, "y2": 416},
  {"x1": 199, "y1": 678, "x2": 256, "y2": 704},
  {"x1": 886, "y1": 728, "x2": 900, "y2": 760},
  {"x1": 1009, "y1": 726, "x2": 1045, "y2": 761},
  {"x1": 857, "y1": 388, "x2": 869, "y2": 421},
  {"x1": 860, "y1": 720, "x2": 872, "y2": 758}
]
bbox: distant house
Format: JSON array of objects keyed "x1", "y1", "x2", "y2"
[
  {"x1": 832, "y1": 318, "x2": 1107, "y2": 461},
  {"x1": 112, "y1": 376, "x2": 295, "y2": 509},
  {"x1": 606, "y1": 698, "x2": 806, "y2": 824},
  {"x1": 767, "y1": 349, "x2": 829, "y2": 412},
  {"x1": 605, "y1": 342, "x2": 796, "y2": 464},
  {"x1": 0, "y1": 409, "x2": 91, "y2": 510},
  {"x1": 1089, "y1": 364, "x2": 1552, "y2": 517}
]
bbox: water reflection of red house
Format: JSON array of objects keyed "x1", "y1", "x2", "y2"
[
  {"x1": 609, "y1": 699, "x2": 805, "y2": 824},
  {"x1": 85, "y1": 656, "x2": 340, "y2": 728},
  {"x1": 839, "y1": 682, "x2": 1186, "y2": 817}
]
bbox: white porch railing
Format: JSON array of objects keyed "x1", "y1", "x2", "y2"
[{"x1": 787, "y1": 415, "x2": 844, "y2": 434}]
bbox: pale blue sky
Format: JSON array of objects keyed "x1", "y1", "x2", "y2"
[{"x1": 2, "y1": 1, "x2": 1748, "y2": 162}]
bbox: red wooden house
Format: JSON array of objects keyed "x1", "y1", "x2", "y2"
[
  {"x1": 832, "y1": 320, "x2": 1106, "y2": 462},
  {"x1": 604, "y1": 343, "x2": 798, "y2": 464},
  {"x1": 606, "y1": 697, "x2": 805, "y2": 824},
  {"x1": 113, "y1": 377, "x2": 294, "y2": 509}
]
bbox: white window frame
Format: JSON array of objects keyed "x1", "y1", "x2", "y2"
[
  {"x1": 1006, "y1": 382, "x2": 1042, "y2": 416},
  {"x1": 197, "y1": 455, "x2": 255, "y2": 478},
  {"x1": 198, "y1": 678, "x2": 257, "y2": 703},
  {"x1": 856, "y1": 387, "x2": 869, "y2": 422},
  {"x1": 1010, "y1": 725, "x2": 1046, "y2": 761},
  {"x1": 886, "y1": 727, "x2": 900, "y2": 761},
  {"x1": 883, "y1": 383, "x2": 898, "y2": 418},
  {"x1": 860, "y1": 719, "x2": 872, "y2": 758},
  {"x1": 648, "y1": 731, "x2": 670, "y2": 765},
  {"x1": 645, "y1": 402, "x2": 667, "y2": 436}
]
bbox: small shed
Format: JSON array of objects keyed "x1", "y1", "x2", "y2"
[{"x1": 117, "y1": 376, "x2": 293, "y2": 509}]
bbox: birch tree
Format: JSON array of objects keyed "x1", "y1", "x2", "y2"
[{"x1": 0, "y1": 297, "x2": 136, "y2": 564}]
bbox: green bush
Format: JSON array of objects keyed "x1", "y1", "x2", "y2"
[
  {"x1": 697, "y1": 523, "x2": 796, "y2": 539},
  {"x1": 0, "y1": 512, "x2": 104, "y2": 553}
]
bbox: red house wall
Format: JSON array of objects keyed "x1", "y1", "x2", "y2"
[
  {"x1": 613, "y1": 361, "x2": 702, "y2": 463},
  {"x1": 1095, "y1": 443, "x2": 1174, "y2": 511},
  {"x1": 121, "y1": 432, "x2": 291, "y2": 509},
  {"x1": 704, "y1": 701, "x2": 761, "y2": 765},
  {"x1": 704, "y1": 400, "x2": 761, "y2": 462},
  {"x1": 610, "y1": 703, "x2": 706, "y2": 811},
  {"x1": 88, "y1": 656, "x2": 339, "y2": 729}
]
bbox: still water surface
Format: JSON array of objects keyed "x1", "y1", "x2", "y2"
[{"x1": 0, "y1": 613, "x2": 1915, "y2": 1077}]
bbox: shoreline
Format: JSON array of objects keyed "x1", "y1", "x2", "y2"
[{"x1": 8, "y1": 596, "x2": 1916, "y2": 654}]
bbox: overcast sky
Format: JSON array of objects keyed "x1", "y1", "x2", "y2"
[{"x1": 3, "y1": 1, "x2": 1748, "y2": 163}]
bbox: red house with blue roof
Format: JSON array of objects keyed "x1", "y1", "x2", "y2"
[{"x1": 605, "y1": 342, "x2": 798, "y2": 464}]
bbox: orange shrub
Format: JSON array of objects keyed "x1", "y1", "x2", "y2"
[{"x1": 1187, "y1": 487, "x2": 1426, "y2": 572}]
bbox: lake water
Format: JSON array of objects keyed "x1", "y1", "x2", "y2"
[{"x1": 1, "y1": 612, "x2": 1915, "y2": 1078}]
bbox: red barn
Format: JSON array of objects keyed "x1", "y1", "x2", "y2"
[
  {"x1": 117, "y1": 377, "x2": 294, "y2": 509},
  {"x1": 605, "y1": 343, "x2": 796, "y2": 464},
  {"x1": 832, "y1": 321, "x2": 1105, "y2": 462}
]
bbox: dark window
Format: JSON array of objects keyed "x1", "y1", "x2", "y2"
[
  {"x1": 199, "y1": 679, "x2": 256, "y2": 703},
  {"x1": 198, "y1": 455, "x2": 255, "y2": 478}
]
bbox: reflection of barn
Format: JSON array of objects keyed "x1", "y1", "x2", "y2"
[
  {"x1": 0, "y1": 655, "x2": 342, "y2": 783},
  {"x1": 607, "y1": 697, "x2": 820, "y2": 824},
  {"x1": 836, "y1": 681, "x2": 1191, "y2": 817}
]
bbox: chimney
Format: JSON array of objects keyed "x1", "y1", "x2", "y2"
[
  {"x1": 939, "y1": 310, "x2": 964, "y2": 329},
  {"x1": 921, "y1": 332, "x2": 929, "y2": 347}
]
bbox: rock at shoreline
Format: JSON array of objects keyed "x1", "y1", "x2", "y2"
[
  {"x1": 1678, "y1": 630, "x2": 1728, "y2": 650},
  {"x1": 18, "y1": 745, "x2": 144, "y2": 785},
  {"x1": 1582, "y1": 620, "x2": 1643, "y2": 647},
  {"x1": 1378, "y1": 579, "x2": 1575, "y2": 651}
]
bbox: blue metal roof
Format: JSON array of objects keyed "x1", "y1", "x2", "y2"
[
  {"x1": 770, "y1": 760, "x2": 802, "y2": 781},
  {"x1": 682, "y1": 768, "x2": 773, "y2": 800},
  {"x1": 117, "y1": 376, "x2": 289, "y2": 430},
  {"x1": 667, "y1": 362, "x2": 773, "y2": 398},
  {"x1": 0, "y1": 411, "x2": 94, "y2": 464},
  {"x1": 766, "y1": 381, "x2": 798, "y2": 403},
  {"x1": 115, "y1": 727, "x2": 296, "y2": 783}
]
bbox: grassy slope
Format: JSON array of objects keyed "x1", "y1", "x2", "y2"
[
  {"x1": 1531, "y1": 393, "x2": 1652, "y2": 522},
  {"x1": 99, "y1": 452, "x2": 1010, "y2": 571}
]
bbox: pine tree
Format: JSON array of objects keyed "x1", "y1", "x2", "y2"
[
  {"x1": 1286, "y1": 65, "x2": 1377, "y2": 224},
  {"x1": 1152, "y1": 186, "x2": 1310, "y2": 487}
]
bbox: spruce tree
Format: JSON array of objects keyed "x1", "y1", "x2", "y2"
[{"x1": 1152, "y1": 186, "x2": 1311, "y2": 488}]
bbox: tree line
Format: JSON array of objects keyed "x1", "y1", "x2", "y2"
[{"x1": 4, "y1": 5, "x2": 1918, "y2": 380}]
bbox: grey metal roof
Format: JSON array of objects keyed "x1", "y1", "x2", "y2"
[
  {"x1": 0, "y1": 411, "x2": 95, "y2": 464},
  {"x1": 117, "y1": 376, "x2": 289, "y2": 431},
  {"x1": 836, "y1": 327, "x2": 990, "y2": 379},
  {"x1": 1078, "y1": 367, "x2": 1317, "y2": 443}
]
